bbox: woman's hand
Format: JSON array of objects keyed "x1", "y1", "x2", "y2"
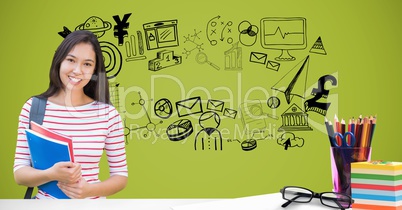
[
  {"x1": 58, "y1": 178, "x2": 91, "y2": 199},
  {"x1": 49, "y1": 162, "x2": 81, "y2": 184}
]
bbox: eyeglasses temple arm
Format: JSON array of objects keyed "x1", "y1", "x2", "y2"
[{"x1": 281, "y1": 193, "x2": 312, "y2": 208}]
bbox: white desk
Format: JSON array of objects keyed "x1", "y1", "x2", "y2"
[
  {"x1": 0, "y1": 193, "x2": 350, "y2": 210},
  {"x1": 172, "y1": 193, "x2": 351, "y2": 210},
  {"x1": 0, "y1": 199, "x2": 216, "y2": 210}
]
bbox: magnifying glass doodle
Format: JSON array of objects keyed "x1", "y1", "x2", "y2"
[{"x1": 195, "y1": 52, "x2": 220, "y2": 70}]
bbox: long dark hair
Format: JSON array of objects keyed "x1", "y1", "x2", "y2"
[{"x1": 38, "y1": 30, "x2": 110, "y2": 104}]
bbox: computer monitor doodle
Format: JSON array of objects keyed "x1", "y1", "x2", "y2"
[{"x1": 260, "y1": 17, "x2": 307, "y2": 61}]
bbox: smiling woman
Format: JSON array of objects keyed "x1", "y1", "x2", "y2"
[
  {"x1": 59, "y1": 43, "x2": 96, "y2": 95},
  {"x1": 13, "y1": 30, "x2": 128, "y2": 199}
]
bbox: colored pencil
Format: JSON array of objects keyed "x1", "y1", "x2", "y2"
[
  {"x1": 360, "y1": 117, "x2": 369, "y2": 148},
  {"x1": 368, "y1": 116, "x2": 376, "y2": 147},
  {"x1": 341, "y1": 119, "x2": 346, "y2": 135},
  {"x1": 355, "y1": 120, "x2": 363, "y2": 147},
  {"x1": 334, "y1": 114, "x2": 341, "y2": 145},
  {"x1": 325, "y1": 117, "x2": 336, "y2": 147},
  {"x1": 350, "y1": 118, "x2": 356, "y2": 135}
]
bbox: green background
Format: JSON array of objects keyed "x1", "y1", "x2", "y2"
[{"x1": 1, "y1": 0, "x2": 401, "y2": 199}]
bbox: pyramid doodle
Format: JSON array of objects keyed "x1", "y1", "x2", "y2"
[{"x1": 309, "y1": 36, "x2": 327, "y2": 55}]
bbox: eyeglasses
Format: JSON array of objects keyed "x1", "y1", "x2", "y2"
[{"x1": 280, "y1": 186, "x2": 354, "y2": 210}]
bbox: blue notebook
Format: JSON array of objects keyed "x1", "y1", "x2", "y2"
[{"x1": 25, "y1": 128, "x2": 74, "y2": 199}]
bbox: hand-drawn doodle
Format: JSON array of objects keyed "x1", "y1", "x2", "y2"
[
  {"x1": 267, "y1": 96, "x2": 281, "y2": 109},
  {"x1": 125, "y1": 32, "x2": 147, "y2": 62},
  {"x1": 58, "y1": 26, "x2": 72, "y2": 38},
  {"x1": 277, "y1": 132, "x2": 304, "y2": 150},
  {"x1": 182, "y1": 29, "x2": 204, "y2": 59},
  {"x1": 309, "y1": 36, "x2": 327, "y2": 55},
  {"x1": 99, "y1": 41, "x2": 123, "y2": 79},
  {"x1": 129, "y1": 92, "x2": 163, "y2": 139},
  {"x1": 304, "y1": 75, "x2": 337, "y2": 116},
  {"x1": 176, "y1": 96, "x2": 203, "y2": 117},
  {"x1": 112, "y1": 13, "x2": 132, "y2": 46},
  {"x1": 137, "y1": 31, "x2": 145, "y2": 55},
  {"x1": 154, "y1": 98, "x2": 173, "y2": 119},
  {"x1": 206, "y1": 15, "x2": 233, "y2": 46},
  {"x1": 271, "y1": 55, "x2": 310, "y2": 104},
  {"x1": 223, "y1": 108, "x2": 237, "y2": 119},
  {"x1": 194, "y1": 111, "x2": 223, "y2": 151},
  {"x1": 250, "y1": 52, "x2": 267, "y2": 65},
  {"x1": 220, "y1": 20, "x2": 233, "y2": 44},
  {"x1": 240, "y1": 100, "x2": 267, "y2": 134},
  {"x1": 238, "y1": 20, "x2": 259, "y2": 46},
  {"x1": 149, "y1": 50, "x2": 182, "y2": 71},
  {"x1": 123, "y1": 118, "x2": 130, "y2": 145},
  {"x1": 266, "y1": 60, "x2": 280, "y2": 71},
  {"x1": 241, "y1": 139, "x2": 257, "y2": 151},
  {"x1": 224, "y1": 42, "x2": 242, "y2": 70},
  {"x1": 206, "y1": 99, "x2": 224, "y2": 112},
  {"x1": 75, "y1": 16, "x2": 112, "y2": 38},
  {"x1": 279, "y1": 103, "x2": 312, "y2": 131},
  {"x1": 143, "y1": 20, "x2": 179, "y2": 50},
  {"x1": 206, "y1": 15, "x2": 220, "y2": 46},
  {"x1": 260, "y1": 17, "x2": 307, "y2": 61},
  {"x1": 109, "y1": 82, "x2": 123, "y2": 112},
  {"x1": 166, "y1": 119, "x2": 194, "y2": 141},
  {"x1": 195, "y1": 51, "x2": 220, "y2": 70}
]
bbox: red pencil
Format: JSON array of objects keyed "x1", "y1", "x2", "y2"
[
  {"x1": 355, "y1": 119, "x2": 363, "y2": 147},
  {"x1": 348, "y1": 118, "x2": 352, "y2": 144}
]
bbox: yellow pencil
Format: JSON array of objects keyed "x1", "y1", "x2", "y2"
[{"x1": 360, "y1": 117, "x2": 369, "y2": 147}]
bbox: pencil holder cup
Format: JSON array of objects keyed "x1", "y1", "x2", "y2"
[{"x1": 330, "y1": 147, "x2": 372, "y2": 197}]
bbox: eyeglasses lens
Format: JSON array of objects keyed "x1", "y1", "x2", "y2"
[
  {"x1": 283, "y1": 187, "x2": 312, "y2": 203},
  {"x1": 321, "y1": 192, "x2": 351, "y2": 208}
]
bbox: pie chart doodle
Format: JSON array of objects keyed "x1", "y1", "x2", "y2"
[
  {"x1": 267, "y1": 96, "x2": 281, "y2": 109},
  {"x1": 241, "y1": 139, "x2": 257, "y2": 151},
  {"x1": 166, "y1": 119, "x2": 194, "y2": 141},
  {"x1": 154, "y1": 98, "x2": 173, "y2": 119}
]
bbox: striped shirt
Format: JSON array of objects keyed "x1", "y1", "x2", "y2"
[{"x1": 14, "y1": 98, "x2": 128, "y2": 199}]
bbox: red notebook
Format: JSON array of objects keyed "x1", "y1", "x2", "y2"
[{"x1": 30, "y1": 121, "x2": 74, "y2": 162}]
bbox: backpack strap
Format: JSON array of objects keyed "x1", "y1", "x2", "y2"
[
  {"x1": 29, "y1": 97, "x2": 47, "y2": 128},
  {"x1": 24, "y1": 96, "x2": 47, "y2": 199}
]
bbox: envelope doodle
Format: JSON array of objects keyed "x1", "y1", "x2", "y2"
[
  {"x1": 207, "y1": 99, "x2": 224, "y2": 112},
  {"x1": 176, "y1": 96, "x2": 203, "y2": 117},
  {"x1": 266, "y1": 60, "x2": 280, "y2": 71},
  {"x1": 223, "y1": 108, "x2": 237, "y2": 119},
  {"x1": 249, "y1": 52, "x2": 267, "y2": 64}
]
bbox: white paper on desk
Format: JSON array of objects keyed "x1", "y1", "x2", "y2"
[{"x1": 171, "y1": 193, "x2": 348, "y2": 210}]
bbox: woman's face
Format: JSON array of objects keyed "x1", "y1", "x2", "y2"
[{"x1": 59, "y1": 42, "x2": 96, "y2": 92}]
